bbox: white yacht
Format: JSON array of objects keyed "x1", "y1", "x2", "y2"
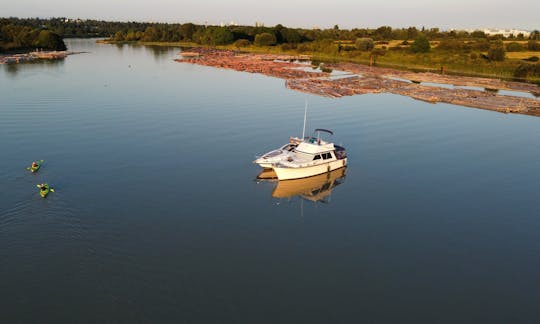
[{"x1": 270, "y1": 129, "x2": 347, "y2": 180}]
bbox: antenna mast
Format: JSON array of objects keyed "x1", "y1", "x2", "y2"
[{"x1": 302, "y1": 100, "x2": 307, "y2": 140}]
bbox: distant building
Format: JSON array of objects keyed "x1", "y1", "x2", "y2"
[
  {"x1": 219, "y1": 21, "x2": 238, "y2": 27},
  {"x1": 255, "y1": 22, "x2": 264, "y2": 27},
  {"x1": 63, "y1": 18, "x2": 82, "y2": 23},
  {"x1": 464, "y1": 28, "x2": 531, "y2": 38}
]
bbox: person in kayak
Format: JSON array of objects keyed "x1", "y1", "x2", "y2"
[
  {"x1": 38, "y1": 183, "x2": 47, "y2": 191},
  {"x1": 32, "y1": 161, "x2": 38, "y2": 168}
]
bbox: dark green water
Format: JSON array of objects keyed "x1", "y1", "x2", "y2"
[{"x1": 1, "y1": 39, "x2": 540, "y2": 323}]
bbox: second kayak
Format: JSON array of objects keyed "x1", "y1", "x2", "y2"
[{"x1": 37, "y1": 183, "x2": 54, "y2": 198}]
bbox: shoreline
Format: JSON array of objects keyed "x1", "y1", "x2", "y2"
[
  {"x1": 0, "y1": 51, "x2": 82, "y2": 64},
  {"x1": 98, "y1": 39, "x2": 540, "y2": 85},
  {"x1": 175, "y1": 48, "x2": 540, "y2": 117}
]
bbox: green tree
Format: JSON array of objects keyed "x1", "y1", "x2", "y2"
[
  {"x1": 410, "y1": 35, "x2": 430, "y2": 53},
  {"x1": 527, "y1": 40, "x2": 540, "y2": 51},
  {"x1": 33, "y1": 30, "x2": 67, "y2": 50},
  {"x1": 211, "y1": 27, "x2": 234, "y2": 45},
  {"x1": 142, "y1": 26, "x2": 160, "y2": 41},
  {"x1": 471, "y1": 30, "x2": 487, "y2": 38},
  {"x1": 487, "y1": 42, "x2": 505, "y2": 61},
  {"x1": 370, "y1": 48, "x2": 386, "y2": 65},
  {"x1": 406, "y1": 26, "x2": 418, "y2": 40},
  {"x1": 180, "y1": 23, "x2": 196, "y2": 41},
  {"x1": 254, "y1": 32, "x2": 276, "y2": 46},
  {"x1": 281, "y1": 28, "x2": 301, "y2": 44},
  {"x1": 113, "y1": 31, "x2": 125, "y2": 41},
  {"x1": 125, "y1": 31, "x2": 140, "y2": 41},
  {"x1": 374, "y1": 26, "x2": 392, "y2": 40},
  {"x1": 196, "y1": 27, "x2": 234, "y2": 45},
  {"x1": 274, "y1": 24, "x2": 285, "y2": 43}
]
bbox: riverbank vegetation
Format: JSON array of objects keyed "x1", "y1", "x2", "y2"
[
  {"x1": 0, "y1": 23, "x2": 66, "y2": 53},
  {"x1": 1, "y1": 17, "x2": 539, "y2": 82}
]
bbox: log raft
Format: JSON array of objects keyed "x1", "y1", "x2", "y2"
[
  {"x1": 0, "y1": 51, "x2": 76, "y2": 64},
  {"x1": 175, "y1": 48, "x2": 540, "y2": 117}
]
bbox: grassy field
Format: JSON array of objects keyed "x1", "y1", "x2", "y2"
[
  {"x1": 219, "y1": 45, "x2": 539, "y2": 83},
  {"x1": 506, "y1": 51, "x2": 540, "y2": 59}
]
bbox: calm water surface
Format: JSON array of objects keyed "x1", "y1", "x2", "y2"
[{"x1": 1, "y1": 39, "x2": 540, "y2": 323}]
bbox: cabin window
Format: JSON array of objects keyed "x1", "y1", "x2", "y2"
[
  {"x1": 313, "y1": 155, "x2": 321, "y2": 160},
  {"x1": 321, "y1": 152, "x2": 332, "y2": 160}
]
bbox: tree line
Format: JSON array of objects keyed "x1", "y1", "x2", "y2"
[{"x1": 2, "y1": 17, "x2": 539, "y2": 45}]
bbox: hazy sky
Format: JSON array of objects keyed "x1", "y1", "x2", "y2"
[{"x1": 1, "y1": 0, "x2": 538, "y2": 30}]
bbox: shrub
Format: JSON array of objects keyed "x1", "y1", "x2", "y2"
[
  {"x1": 254, "y1": 33, "x2": 276, "y2": 46},
  {"x1": 341, "y1": 44, "x2": 356, "y2": 51},
  {"x1": 524, "y1": 56, "x2": 539, "y2": 62},
  {"x1": 233, "y1": 39, "x2": 250, "y2": 48},
  {"x1": 320, "y1": 63, "x2": 332, "y2": 73},
  {"x1": 437, "y1": 39, "x2": 465, "y2": 51},
  {"x1": 297, "y1": 44, "x2": 310, "y2": 53},
  {"x1": 355, "y1": 37, "x2": 374, "y2": 51},
  {"x1": 472, "y1": 40, "x2": 491, "y2": 51},
  {"x1": 513, "y1": 62, "x2": 540, "y2": 78},
  {"x1": 280, "y1": 43, "x2": 292, "y2": 51},
  {"x1": 371, "y1": 48, "x2": 386, "y2": 56},
  {"x1": 505, "y1": 42, "x2": 525, "y2": 52}
]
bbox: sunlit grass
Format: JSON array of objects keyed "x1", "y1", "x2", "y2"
[{"x1": 506, "y1": 51, "x2": 539, "y2": 59}]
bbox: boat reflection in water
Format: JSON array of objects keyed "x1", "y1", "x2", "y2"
[{"x1": 257, "y1": 167, "x2": 347, "y2": 203}]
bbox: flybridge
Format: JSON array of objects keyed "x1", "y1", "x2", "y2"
[{"x1": 313, "y1": 128, "x2": 334, "y2": 135}]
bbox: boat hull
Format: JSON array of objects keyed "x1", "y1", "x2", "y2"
[
  {"x1": 273, "y1": 167, "x2": 346, "y2": 199},
  {"x1": 272, "y1": 158, "x2": 347, "y2": 180},
  {"x1": 256, "y1": 162, "x2": 274, "y2": 169}
]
